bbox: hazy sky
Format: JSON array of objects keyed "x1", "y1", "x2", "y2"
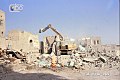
[{"x1": 0, "y1": 0, "x2": 119, "y2": 44}]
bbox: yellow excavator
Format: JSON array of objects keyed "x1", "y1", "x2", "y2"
[
  {"x1": 39, "y1": 24, "x2": 63, "y2": 41},
  {"x1": 39, "y1": 24, "x2": 77, "y2": 55}
]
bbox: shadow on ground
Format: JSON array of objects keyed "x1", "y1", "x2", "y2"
[{"x1": 0, "y1": 65, "x2": 68, "y2": 80}]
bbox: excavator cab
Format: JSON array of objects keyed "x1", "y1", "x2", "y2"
[{"x1": 39, "y1": 24, "x2": 77, "y2": 55}]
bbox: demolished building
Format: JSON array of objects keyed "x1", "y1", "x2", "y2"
[
  {"x1": 79, "y1": 36, "x2": 119, "y2": 56},
  {"x1": 0, "y1": 9, "x2": 119, "y2": 70},
  {"x1": 0, "y1": 10, "x2": 6, "y2": 49},
  {"x1": 7, "y1": 30, "x2": 40, "y2": 63},
  {"x1": 7, "y1": 30, "x2": 40, "y2": 53},
  {"x1": 0, "y1": 10, "x2": 40, "y2": 63},
  {"x1": 0, "y1": 10, "x2": 40, "y2": 53}
]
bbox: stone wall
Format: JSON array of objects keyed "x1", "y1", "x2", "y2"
[
  {"x1": 0, "y1": 10, "x2": 5, "y2": 37},
  {"x1": 0, "y1": 10, "x2": 6, "y2": 49},
  {"x1": 7, "y1": 30, "x2": 40, "y2": 53},
  {"x1": 81, "y1": 36, "x2": 101, "y2": 46}
]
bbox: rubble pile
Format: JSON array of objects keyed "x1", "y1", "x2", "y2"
[
  {"x1": 0, "y1": 47, "x2": 120, "y2": 71},
  {"x1": 37, "y1": 50, "x2": 120, "y2": 70},
  {"x1": 38, "y1": 54, "x2": 51, "y2": 68}
]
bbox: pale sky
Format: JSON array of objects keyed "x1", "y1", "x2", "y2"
[{"x1": 0, "y1": 0, "x2": 119, "y2": 44}]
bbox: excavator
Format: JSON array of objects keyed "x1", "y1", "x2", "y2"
[
  {"x1": 39, "y1": 24, "x2": 77, "y2": 55},
  {"x1": 39, "y1": 24, "x2": 63, "y2": 41}
]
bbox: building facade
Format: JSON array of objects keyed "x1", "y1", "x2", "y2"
[
  {"x1": 0, "y1": 10, "x2": 6, "y2": 49},
  {"x1": 0, "y1": 10, "x2": 5, "y2": 37},
  {"x1": 81, "y1": 36, "x2": 101, "y2": 46},
  {"x1": 7, "y1": 30, "x2": 40, "y2": 53}
]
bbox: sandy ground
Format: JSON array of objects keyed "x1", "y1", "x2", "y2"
[{"x1": 0, "y1": 65, "x2": 120, "y2": 80}]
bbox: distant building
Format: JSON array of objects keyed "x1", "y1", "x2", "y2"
[
  {"x1": 80, "y1": 36, "x2": 101, "y2": 46},
  {"x1": 0, "y1": 10, "x2": 5, "y2": 37},
  {"x1": 0, "y1": 10, "x2": 6, "y2": 49},
  {"x1": 80, "y1": 36, "x2": 119, "y2": 56},
  {"x1": 101, "y1": 44, "x2": 120, "y2": 56}
]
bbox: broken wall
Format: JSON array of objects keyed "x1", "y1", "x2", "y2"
[
  {"x1": 7, "y1": 30, "x2": 40, "y2": 53},
  {"x1": 0, "y1": 10, "x2": 5, "y2": 37},
  {"x1": 81, "y1": 36, "x2": 101, "y2": 46},
  {"x1": 0, "y1": 10, "x2": 6, "y2": 49},
  {"x1": 43, "y1": 36, "x2": 55, "y2": 53}
]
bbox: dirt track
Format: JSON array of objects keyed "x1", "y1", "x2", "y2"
[{"x1": 0, "y1": 65, "x2": 120, "y2": 80}]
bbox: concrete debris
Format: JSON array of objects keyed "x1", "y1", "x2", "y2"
[
  {"x1": 0, "y1": 40, "x2": 120, "y2": 74},
  {"x1": 38, "y1": 54, "x2": 51, "y2": 67},
  {"x1": 1, "y1": 46, "x2": 119, "y2": 71},
  {"x1": 34, "y1": 49, "x2": 120, "y2": 71},
  {"x1": 0, "y1": 17, "x2": 119, "y2": 74}
]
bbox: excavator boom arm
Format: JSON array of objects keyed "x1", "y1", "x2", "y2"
[{"x1": 39, "y1": 24, "x2": 63, "y2": 40}]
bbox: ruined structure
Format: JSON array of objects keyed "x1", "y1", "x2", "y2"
[
  {"x1": 6, "y1": 30, "x2": 40, "y2": 63},
  {"x1": 80, "y1": 36, "x2": 102, "y2": 52},
  {"x1": 0, "y1": 10, "x2": 6, "y2": 49},
  {"x1": 101, "y1": 44, "x2": 120, "y2": 56},
  {"x1": 81, "y1": 37, "x2": 101, "y2": 46},
  {"x1": 0, "y1": 9, "x2": 40, "y2": 63},
  {"x1": 0, "y1": 9, "x2": 40, "y2": 53},
  {"x1": 43, "y1": 36, "x2": 55, "y2": 53},
  {"x1": 0, "y1": 9, "x2": 119, "y2": 72},
  {"x1": 0, "y1": 10, "x2": 5, "y2": 37},
  {"x1": 7, "y1": 30, "x2": 40, "y2": 53}
]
